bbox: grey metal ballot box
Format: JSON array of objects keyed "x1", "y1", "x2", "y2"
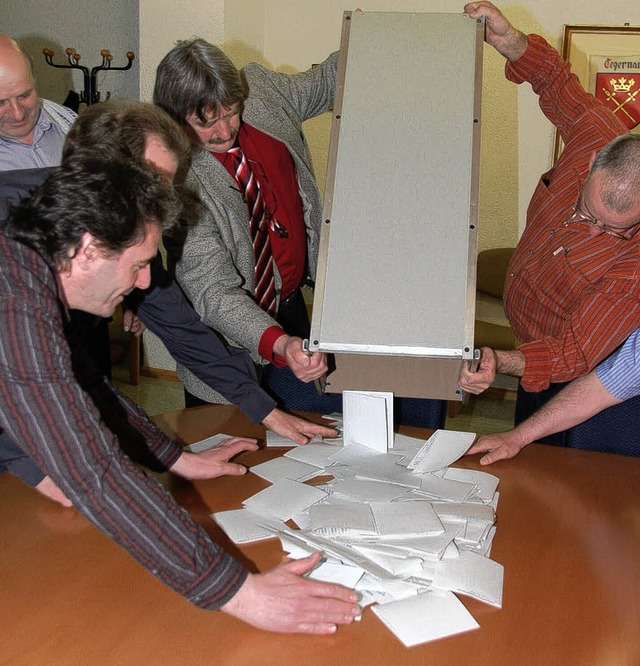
[{"x1": 309, "y1": 11, "x2": 484, "y2": 401}]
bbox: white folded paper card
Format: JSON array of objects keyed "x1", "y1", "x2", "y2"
[
  {"x1": 250, "y1": 457, "x2": 323, "y2": 484},
  {"x1": 432, "y1": 549, "x2": 504, "y2": 608},
  {"x1": 184, "y1": 433, "x2": 233, "y2": 453},
  {"x1": 343, "y1": 390, "x2": 393, "y2": 452},
  {"x1": 212, "y1": 509, "x2": 286, "y2": 544},
  {"x1": 372, "y1": 590, "x2": 480, "y2": 647},
  {"x1": 284, "y1": 443, "x2": 342, "y2": 468},
  {"x1": 243, "y1": 479, "x2": 327, "y2": 521},
  {"x1": 407, "y1": 430, "x2": 477, "y2": 472}
]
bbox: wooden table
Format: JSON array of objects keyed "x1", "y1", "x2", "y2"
[{"x1": 1, "y1": 405, "x2": 639, "y2": 665}]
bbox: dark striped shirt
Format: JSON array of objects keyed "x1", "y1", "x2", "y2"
[
  {"x1": 0, "y1": 233, "x2": 247, "y2": 609},
  {"x1": 503, "y1": 35, "x2": 639, "y2": 391}
]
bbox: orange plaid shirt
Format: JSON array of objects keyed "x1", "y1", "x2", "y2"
[{"x1": 503, "y1": 35, "x2": 639, "y2": 392}]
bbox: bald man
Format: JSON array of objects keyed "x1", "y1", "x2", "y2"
[{"x1": 0, "y1": 34, "x2": 76, "y2": 169}]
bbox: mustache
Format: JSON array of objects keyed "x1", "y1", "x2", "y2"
[{"x1": 207, "y1": 130, "x2": 238, "y2": 145}]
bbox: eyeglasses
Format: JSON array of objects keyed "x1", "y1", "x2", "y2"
[{"x1": 564, "y1": 197, "x2": 636, "y2": 240}]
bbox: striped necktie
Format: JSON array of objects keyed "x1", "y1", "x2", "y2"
[{"x1": 228, "y1": 147, "x2": 277, "y2": 315}]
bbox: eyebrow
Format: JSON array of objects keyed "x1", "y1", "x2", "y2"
[
  {"x1": 135, "y1": 256, "x2": 155, "y2": 268},
  {"x1": 0, "y1": 87, "x2": 35, "y2": 103},
  {"x1": 192, "y1": 104, "x2": 240, "y2": 125}
]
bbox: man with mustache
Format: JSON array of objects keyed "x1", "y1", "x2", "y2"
[{"x1": 154, "y1": 39, "x2": 446, "y2": 428}]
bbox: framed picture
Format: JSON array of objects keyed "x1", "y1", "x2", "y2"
[{"x1": 553, "y1": 24, "x2": 640, "y2": 163}]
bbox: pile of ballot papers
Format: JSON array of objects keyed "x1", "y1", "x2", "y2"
[{"x1": 199, "y1": 392, "x2": 503, "y2": 648}]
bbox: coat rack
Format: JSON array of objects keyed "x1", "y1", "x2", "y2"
[{"x1": 42, "y1": 47, "x2": 135, "y2": 106}]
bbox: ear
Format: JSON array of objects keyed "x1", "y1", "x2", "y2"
[
  {"x1": 588, "y1": 151, "x2": 597, "y2": 169},
  {"x1": 73, "y1": 232, "x2": 100, "y2": 271}
]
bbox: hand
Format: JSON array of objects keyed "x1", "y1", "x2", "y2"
[
  {"x1": 273, "y1": 335, "x2": 327, "y2": 382},
  {"x1": 35, "y1": 475, "x2": 73, "y2": 508},
  {"x1": 221, "y1": 552, "x2": 361, "y2": 634},
  {"x1": 458, "y1": 347, "x2": 497, "y2": 394},
  {"x1": 123, "y1": 308, "x2": 147, "y2": 337},
  {"x1": 464, "y1": 2, "x2": 528, "y2": 61},
  {"x1": 466, "y1": 430, "x2": 529, "y2": 465},
  {"x1": 170, "y1": 437, "x2": 258, "y2": 479},
  {"x1": 262, "y1": 408, "x2": 338, "y2": 445}
]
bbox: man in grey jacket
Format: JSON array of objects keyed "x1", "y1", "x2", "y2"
[
  {"x1": 154, "y1": 40, "x2": 447, "y2": 429},
  {"x1": 154, "y1": 39, "x2": 337, "y2": 412}
]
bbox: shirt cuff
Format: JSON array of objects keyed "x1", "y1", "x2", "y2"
[
  {"x1": 234, "y1": 388, "x2": 277, "y2": 425},
  {"x1": 155, "y1": 436, "x2": 184, "y2": 469},
  {"x1": 518, "y1": 340, "x2": 553, "y2": 392},
  {"x1": 258, "y1": 325, "x2": 288, "y2": 367}
]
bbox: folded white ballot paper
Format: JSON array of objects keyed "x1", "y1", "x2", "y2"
[
  {"x1": 418, "y1": 474, "x2": 478, "y2": 502},
  {"x1": 284, "y1": 443, "x2": 342, "y2": 468},
  {"x1": 432, "y1": 549, "x2": 504, "y2": 608},
  {"x1": 184, "y1": 433, "x2": 233, "y2": 453},
  {"x1": 306, "y1": 560, "x2": 365, "y2": 589},
  {"x1": 326, "y1": 478, "x2": 409, "y2": 503},
  {"x1": 343, "y1": 390, "x2": 393, "y2": 452},
  {"x1": 243, "y1": 479, "x2": 327, "y2": 521},
  {"x1": 443, "y1": 467, "x2": 499, "y2": 503},
  {"x1": 250, "y1": 457, "x2": 323, "y2": 484},
  {"x1": 407, "y1": 430, "x2": 477, "y2": 472},
  {"x1": 372, "y1": 590, "x2": 480, "y2": 647},
  {"x1": 212, "y1": 509, "x2": 286, "y2": 544}
]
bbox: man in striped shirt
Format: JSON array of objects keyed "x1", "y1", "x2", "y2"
[
  {"x1": 460, "y1": 2, "x2": 640, "y2": 454},
  {"x1": 0, "y1": 99, "x2": 338, "y2": 505},
  {"x1": 0, "y1": 154, "x2": 360, "y2": 633}
]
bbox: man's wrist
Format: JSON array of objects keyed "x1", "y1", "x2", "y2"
[
  {"x1": 494, "y1": 349, "x2": 525, "y2": 377},
  {"x1": 271, "y1": 334, "x2": 289, "y2": 358},
  {"x1": 258, "y1": 325, "x2": 287, "y2": 364},
  {"x1": 502, "y1": 31, "x2": 528, "y2": 62}
]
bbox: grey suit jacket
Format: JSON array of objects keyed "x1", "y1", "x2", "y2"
[{"x1": 175, "y1": 52, "x2": 338, "y2": 403}]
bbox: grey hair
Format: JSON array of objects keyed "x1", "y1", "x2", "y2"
[
  {"x1": 153, "y1": 38, "x2": 245, "y2": 124},
  {"x1": 590, "y1": 133, "x2": 640, "y2": 214}
]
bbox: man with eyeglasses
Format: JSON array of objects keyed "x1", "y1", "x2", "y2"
[{"x1": 459, "y1": 2, "x2": 640, "y2": 454}]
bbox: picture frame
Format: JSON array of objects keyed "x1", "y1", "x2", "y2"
[{"x1": 553, "y1": 24, "x2": 640, "y2": 164}]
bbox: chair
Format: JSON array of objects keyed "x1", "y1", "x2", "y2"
[{"x1": 474, "y1": 247, "x2": 519, "y2": 351}]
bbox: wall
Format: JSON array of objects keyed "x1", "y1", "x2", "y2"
[
  {"x1": 3, "y1": 0, "x2": 139, "y2": 104},
  {"x1": 138, "y1": 0, "x2": 225, "y2": 101},
  {"x1": 240, "y1": 0, "x2": 640, "y2": 252}
]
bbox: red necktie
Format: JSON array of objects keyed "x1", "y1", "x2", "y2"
[{"x1": 228, "y1": 147, "x2": 277, "y2": 315}]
